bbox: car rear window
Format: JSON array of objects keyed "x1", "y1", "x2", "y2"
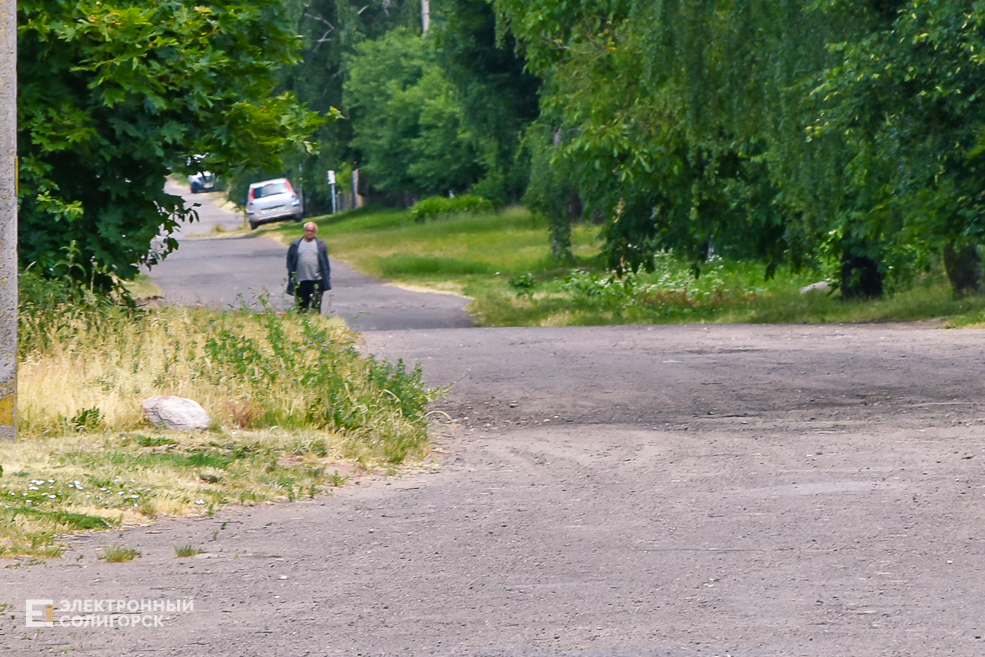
[{"x1": 254, "y1": 182, "x2": 289, "y2": 198}]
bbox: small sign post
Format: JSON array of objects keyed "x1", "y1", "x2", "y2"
[{"x1": 327, "y1": 170, "x2": 337, "y2": 214}]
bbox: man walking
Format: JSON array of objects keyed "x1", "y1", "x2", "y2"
[{"x1": 287, "y1": 222, "x2": 332, "y2": 313}]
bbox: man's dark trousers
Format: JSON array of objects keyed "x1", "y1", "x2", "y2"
[{"x1": 295, "y1": 280, "x2": 323, "y2": 313}]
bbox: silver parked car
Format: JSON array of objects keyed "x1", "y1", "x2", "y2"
[{"x1": 245, "y1": 178, "x2": 303, "y2": 229}]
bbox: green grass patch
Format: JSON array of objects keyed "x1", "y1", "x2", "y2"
[
  {"x1": 378, "y1": 254, "x2": 496, "y2": 277},
  {"x1": 276, "y1": 204, "x2": 985, "y2": 327}
]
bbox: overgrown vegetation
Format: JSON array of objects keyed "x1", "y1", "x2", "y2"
[
  {"x1": 409, "y1": 195, "x2": 494, "y2": 222},
  {"x1": 19, "y1": 294, "x2": 431, "y2": 453},
  {"x1": 1, "y1": 282, "x2": 436, "y2": 557},
  {"x1": 19, "y1": 0, "x2": 326, "y2": 288}
]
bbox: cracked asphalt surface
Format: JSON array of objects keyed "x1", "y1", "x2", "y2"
[{"x1": 3, "y1": 189, "x2": 985, "y2": 656}]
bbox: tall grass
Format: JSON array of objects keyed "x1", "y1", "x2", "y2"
[
  {"x1": 18, "y1": 302, "x2": 432, "y2": 461},
  {"x1": 2, "y1": 295, "x2": 437, "y2": 556}
]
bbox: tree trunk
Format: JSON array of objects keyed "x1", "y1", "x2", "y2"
[{"x1": 943, "y1": 242, "x2": 981, "y2": 296}]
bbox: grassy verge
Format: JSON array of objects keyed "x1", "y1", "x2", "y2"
[
  {"x1": 3, "y1": 301, "x2": 436, "y2": 557},
  {"x1": 269, "y1": 205, "x2": 985, "y2": 326},
  {"x1": 267, "y1": 205, "x2": 599, "y2": 298},
  {"x1": 0, "y1": 426, "x2": 378, "y2": 557},
  {"x1": 124, "y1": 273, "x2": 163, "y2": 300}
]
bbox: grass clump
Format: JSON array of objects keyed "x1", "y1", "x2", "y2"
[
  {"x1": 100, "y1": 545, "x2": 140, "y2": 563},
  {"x1": 174, "y1": 545, "x2": 205, "y2": 558},
  {"x1": 18, "y1": 302, "x2": 433, "y2": 458}
]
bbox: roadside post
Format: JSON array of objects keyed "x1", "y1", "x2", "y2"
[
  {"x1": 0, "y1": 0, "x2": 16, "y2": 440},
  {"x1": 327, "y1": 170, "x2": 336, "y2": 214}
]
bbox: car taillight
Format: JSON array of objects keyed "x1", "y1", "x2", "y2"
[
  {"x1": 285, "y1": 181, "x2": 296, "y2": 196},
  {"x1": 248, "y1": 188, "x2": 256, "y2": 201}
]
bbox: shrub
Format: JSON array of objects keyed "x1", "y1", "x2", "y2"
[{"x1": 409, "y1": 195, "x2": 494, "y2": 222}]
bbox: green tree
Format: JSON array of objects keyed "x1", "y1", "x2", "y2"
[
  {"x1": 431, "y1": 0, "x2": 541, "y2": 206},
  {"x1": 494, "y1": 0, "x2": 914, "y2": 293},
  {"x1": 495, "y1": 0, "x2": 792, "y2": 272},
  {"x1": 344, "y1": 28, "x2": 481, "y2": 200},
  {"x1": 272, "y1": 0, "x2": 424, "y2": 214},
  {"x1": 811, "y1": 0, "x2": 985, "y2": 294},
  {"x1": 18, "y1": 0, "x2": 326, "y2": 287}
]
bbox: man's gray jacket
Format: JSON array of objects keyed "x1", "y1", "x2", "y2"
[{"x1": 286, "y1": 236, "x2": 332, "y2": 294}]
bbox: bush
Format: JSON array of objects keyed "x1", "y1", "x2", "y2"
[{"x1": 409, "y1": 195, "x2": 494, "y2": 222}]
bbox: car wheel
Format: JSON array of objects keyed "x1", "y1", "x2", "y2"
[
  {"x1": 249, "y1": 220, "x2": 259, "y2": 230},
  {"x1": 190, "y1": 183, "x2": 200, "y2": 194}
]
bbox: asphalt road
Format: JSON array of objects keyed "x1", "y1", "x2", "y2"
[
  {"x1": 150, "y1": 181, "x2": 473, "y2": 331},
  {"x1": 3, "y1": 189, "x2": 985, "y2": 656}
]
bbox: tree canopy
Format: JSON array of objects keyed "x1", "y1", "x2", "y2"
[
  {"x1": 18, "y1": 0, "x2": 325, "y2": 286},
  {"x1": 490, "y1": 0, "x2": 985, "y2": 294},
  {"x1": 22, "y1": 0, "x2": 985, "y2": 297}
]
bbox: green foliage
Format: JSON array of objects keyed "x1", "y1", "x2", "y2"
[
  {"x1": 345, "y1": 28, "x2": 483, "y2": 199},
  {"x1": 810, "y1": 0, "x2": 985, "y2": 290},
  {"x1": 409, "y1": 195, "x2": 494, "y2": 221},
  {"x1": 521, "y1": 123, "x2": 576, "y2": 263},
  {"x1": 495, "y1": 0, "x2": 795, "y2": 275},
  {"x1": 271, "y1": 0, "x2": 424, "y2": 215},
  {"x1": 100, "y1": 545, "x2": 141, "y2": 563},
  {"x1": 432, "y1": 0, "x2": 541, "y2": 205},
  {"x1": 18, "y1": 0, "x2": 327, "y2": 287}
]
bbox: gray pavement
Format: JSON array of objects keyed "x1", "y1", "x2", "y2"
[{"x1": 149, "y1": 182, "x2": 474, "y2": 331}]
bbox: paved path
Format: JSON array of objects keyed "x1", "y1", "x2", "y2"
[{"x1": 149, "y1": 182, "x2": 473, "y2": 331}]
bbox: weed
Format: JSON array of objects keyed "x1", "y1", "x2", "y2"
[
  {"x1": 69, "y1": 407, "x2": 102, "y2": 433},
  {"x1": 174, "y1": 545, "x2": 205, "y2": 558},
  {"x1": 100, "y1": 545, "x2": 140, "y2": 563},
  {"x1": 510, "y1": 273, "x2": 537, "y2": 295}
]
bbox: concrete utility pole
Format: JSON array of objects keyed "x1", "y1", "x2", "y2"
[
  {"x1": 422, "y1": 0, "x2": 430, "y2": 34},
  {"x1": 0, "y1": 0, "x2": 16, "y2": 440}
]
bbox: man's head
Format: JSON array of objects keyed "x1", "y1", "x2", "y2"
[{"x1": 303, "y1": 222, "x2": 317, "y2": 242}]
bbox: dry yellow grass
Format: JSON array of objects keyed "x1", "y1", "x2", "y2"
[{"x1": 2, "y1": 303, "x2": 435, "y2": 557}]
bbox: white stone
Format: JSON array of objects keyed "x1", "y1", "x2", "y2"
[
  {"x1": 142, "y1": 396, "x2": 211, "y2": 431},
  {"x1": 799, "y1": 281, "x2": 830, "y2": 294}
]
